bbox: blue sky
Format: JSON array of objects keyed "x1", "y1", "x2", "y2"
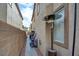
[{"x1": 18, "y1": 3, "x2": 34, "y2": 28}]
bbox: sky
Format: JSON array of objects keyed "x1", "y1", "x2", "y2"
[{"x1": 18, "y1": 3, "x2": 34, "y2": 28}]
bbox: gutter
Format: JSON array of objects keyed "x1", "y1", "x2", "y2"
[{"x1": 15, "y1": 3, "x2": 23, "y2": 20}]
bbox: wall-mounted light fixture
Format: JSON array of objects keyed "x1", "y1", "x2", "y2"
[
  {"x1": 44, "y1": 12, "x2": 63, "y2": 23},
  {"x1": 44, "y1": 4, "x2": 64, "y2": 24},
  {"x1": 44, "y1": 14, "x2": 55, "y2": 21}
]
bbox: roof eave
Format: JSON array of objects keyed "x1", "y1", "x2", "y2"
[
  {"x1": 15, "y1": 3, "x2": 23, "y2": 20},
  {"x1": 31, "y1": 3, "x2": 36, "y2": 21}
]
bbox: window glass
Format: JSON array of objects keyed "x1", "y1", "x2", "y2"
[{"x1": 53, "y1": 8, "x2": 64, "y2": 43}]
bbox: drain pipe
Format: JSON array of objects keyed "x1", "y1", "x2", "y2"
[{"x1": 72, "y1": 3, "x2": 77, "y2": 56}]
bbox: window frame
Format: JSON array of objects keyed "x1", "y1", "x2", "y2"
[{"x1": 52, "y1": 4, "x2": 69, "y2": 49}]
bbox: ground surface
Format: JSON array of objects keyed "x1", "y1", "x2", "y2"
[{"x1": 24, "y1": 36, "x2": 38, "y2": 56}]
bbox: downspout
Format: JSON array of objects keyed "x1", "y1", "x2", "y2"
[{"x1": 72, "y1": 3, "x2": 77, "y2": 56}]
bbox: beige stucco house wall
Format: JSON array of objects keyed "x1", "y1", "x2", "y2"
[
  {"x1": 0, "y1": 3, "x2": 7, "y2": 22},
  {"x1": 0, "y1": 3, "x2": 26, "y2": 56},
  {"x1": 7, "y1": 3, "x2": 23, "y2": 30},
  {"x1": 31, "y1": 3, "x2": 56, "y2": 55},
  {"x1": 31, "y1": 3, "x2": 79, "y2": 56},
  {"x1": 32, "y1": 3, "x2": 59, "y2": 56},
  {"x1": 0, "y1": 3, "x2": 23, "y2": 30},
  {"x1": 32, "y1": 3, "x2": 46, "y2": 55}
]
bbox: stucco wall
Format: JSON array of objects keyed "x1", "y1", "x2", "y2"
[
  {"x1": 31, "y1": 17, "x2": 36, "y2": 30},
  {"x1": 32, "y1": 3, "x2": 47, "y2": 55},
  {"x1": 0, "y1": 3, "x2": 23, "y2": 30},
  {"x1": 45, "y1": 4, "x2": 54, "y2": 55},
  {"x1": 0, "y1": 21, "x2": 26, "y2": 56},
  {"x1": 32, "y1": 3, "x2": 76, "y2": 56},
  {"x1": 7, "y1": 4, "x2": 23, "y2": 30},
  {"x1": 0, "y1": 3, "x2": 7, "y2": 22},
  {"x1": 32, "y1": 3, "x2": 63, "y2": 56},
  {"x1": 45, "y1": 4, "x2": 53, "y2": 16},
  {"x1": 45, "y1": 23, "x2": 52, "y2": 55},
  {"x1": 53, "y1": 3, "x2": 63, "y2": 12}
]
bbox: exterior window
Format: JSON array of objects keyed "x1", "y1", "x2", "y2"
[
  {"x1": 52, "y1": 4, "x2": 69, "y2": 49},
  {"x1": 54, "y1": 8, "x2": 64, "y2": 43}
]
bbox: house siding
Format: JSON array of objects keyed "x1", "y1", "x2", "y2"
[{"x1": 31, "y1": 3, "x2": 78, "y2": 56}]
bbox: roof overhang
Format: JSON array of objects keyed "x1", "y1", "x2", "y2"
[{"x1": 15, "y1": 3, "x2": 23, "y2": 20}]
